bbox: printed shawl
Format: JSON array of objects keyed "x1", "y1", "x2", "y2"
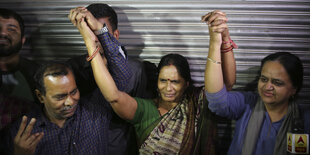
[{"x1": 139, "y1": 87, "x2": 217, "y2": 154}]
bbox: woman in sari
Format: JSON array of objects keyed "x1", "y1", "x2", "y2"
[
  {"x1": 205, "y1": 9, "x2": 309, "y2": 155},
  {"x1": 74, "y1": 9, "x2": 236, "y2": 154}
]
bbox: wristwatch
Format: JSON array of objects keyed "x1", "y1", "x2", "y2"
[{"x1": 94, "y1": 24, "x2": 108, "y2": 35}]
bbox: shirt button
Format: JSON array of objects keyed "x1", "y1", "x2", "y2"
[{"x1": 73, "y1": 142, "x2": 76, "y2": 145}]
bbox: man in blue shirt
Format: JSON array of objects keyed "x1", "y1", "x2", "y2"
[
  {"x1": 67, "y1": 4, "x2": 154, "y2": 154},
  {"x1": 7, "y1": 19, "x2": 132, "y2": 154},
  {"x1": 68, "y1": 3, "x2": 156, "y2": 99}
]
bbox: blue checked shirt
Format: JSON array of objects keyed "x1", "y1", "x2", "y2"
[
  {"x1": 97, "y1": 31, "x2": 132, "y2": 91},
  {"x1": 6, "y1": 32, "x2": 132, "y2": 155}
]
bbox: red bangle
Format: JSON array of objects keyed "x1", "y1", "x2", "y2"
[
  {"x1": 221, "y1": 46, "x2": 233, "y2": 53},
  {"x1": 221, "y1": 46, "x2": 233, "y2": 50},
  {"x1": 222, "y1": 38, "x2": 238, "y2": 49},
  {"x1": 221, "y1": 50, "x2": 232, "y2": 53},
  {"x1": 222, "y1": 40, "x2": 230, "y2": 44},
  {"x1": 221, "y1": 38, "x2": 238, "y2": 53},
  {"x1": 86, "y1": 46, "x2": 100, "y2": 62}
]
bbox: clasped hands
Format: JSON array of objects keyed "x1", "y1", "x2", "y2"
[
  {"x1": 68, "y1": 7, "x2": 103, "y2": 45},
  {"x1": 202, "y1": 10, "x2": 229, "y2": 40},
  {"x1": 12, "y1": 10, "x2": 229, "y2": 155}
]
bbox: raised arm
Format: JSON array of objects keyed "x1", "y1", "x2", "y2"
[
  {"x1": 68, "y1": 7, "x2": 137, "y2": 120},
  {"x1": 221, "y1": 28, "x2": 236, "y2": 90},
  {"x1": 203, "y1": 11, "x2": 236, "y2": 91},
  {"x1": 203, "y1": 11, "x2": 233, "y2": 93},
  {"x1": 68, "y1": 7, "x2": 129, "y2": 91}
]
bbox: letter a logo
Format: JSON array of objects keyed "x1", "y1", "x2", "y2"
[{"x1": 298, "y1": 136, "x2": 305, "y2": 145}]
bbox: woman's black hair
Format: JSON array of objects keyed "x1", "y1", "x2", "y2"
[{"x1": 157, "y1": 54, "x2": 193, "y2": 93}]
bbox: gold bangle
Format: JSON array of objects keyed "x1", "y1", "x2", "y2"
[{"x1": 207, "y1": 57, "x2": 221, "y2": 64}]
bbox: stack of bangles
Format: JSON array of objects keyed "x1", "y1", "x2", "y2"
[
  {"x1": 86, "y1": 46, "x2": 100, "y2": 62},
  {"x1": 221, "y1": 39, "x2": 238, "y2": 53}
]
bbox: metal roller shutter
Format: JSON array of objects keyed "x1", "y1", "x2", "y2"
[{"x1": 1, "y1": 0, "x2": 310, "y2": 154}]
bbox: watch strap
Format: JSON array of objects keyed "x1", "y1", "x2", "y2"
[{"x1": 94, "y1": 24, "x2": 108, "y2": 35}]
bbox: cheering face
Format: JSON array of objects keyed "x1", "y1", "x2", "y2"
[
  {"x1": 39, "y1": 71, "x2": 80, "y2": 121},
  {"x1": 0, "y1": 17, "x2": 24, "y2": 57},
  {"x1": 157, "y1": 65, "x2": 188, "y2": 103},
  {"x1": 258, "y1": 61, "x2": 296, "y2": 107}
]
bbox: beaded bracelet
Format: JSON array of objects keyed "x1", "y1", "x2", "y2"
[{"x1": 86, "y1": 46, "x2": 100, "y2": 62}]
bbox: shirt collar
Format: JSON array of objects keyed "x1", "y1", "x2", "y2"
[{"x1": 34, "y1": 103, "x2": 79, "y2": 128}]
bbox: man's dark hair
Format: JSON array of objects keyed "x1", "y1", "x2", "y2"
[
  {"x1": 87, "y1": 3, "x2": 118, "y2": 32},
  {"x1": 0, "y1": 8, "x2": 25, "y2": 37},
  {"x1": 34, "y1": 62, "x2": 74, "y2": 95}
]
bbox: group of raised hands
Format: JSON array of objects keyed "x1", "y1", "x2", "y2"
[{"x1": 13, "y1": 8, "x2": 230, "y2": 155}]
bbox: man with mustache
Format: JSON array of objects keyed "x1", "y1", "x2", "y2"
[
  {"x1": 3, "y1": 4, "x2": 149, "y2": 154},
  {"x1": 0, "y1": 8, "x2": 38, "y2": 101},
  {"x1": 5, "y1": 4, "x2": 134, "y2": 153},
  {"x1": 6, "y1": 30, "x2": 131, "y2": 154},
  {"x1": 0, "y1": 8, "x2": 38, "y2": 131}
]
